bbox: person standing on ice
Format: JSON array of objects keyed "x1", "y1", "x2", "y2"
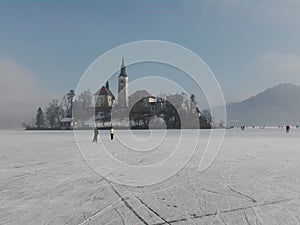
[
  {"x1": 110, "y1": 127, "x2": 114, "y2": 140},
  {"x1": 93, "y1": 126, "x2": 98, "y2": 142}
]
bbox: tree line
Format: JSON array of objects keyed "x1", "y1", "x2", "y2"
[
  {"x1": 24, "y1": 89, "x2": 93, "y2": 129},
  {"x1": 24, "y1": 89, "x2": 214, "y2": 130}
]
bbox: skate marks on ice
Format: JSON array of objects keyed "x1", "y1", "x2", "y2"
[
  {"x1": 75, "y1": 177, "x2": 299, "y2": 225},
  {"x1": 0, "y1": 130, "x2": 300, "y2": 224},
  {"x1": 74, "y1": 129, "x2": 300, "y2": 225}
]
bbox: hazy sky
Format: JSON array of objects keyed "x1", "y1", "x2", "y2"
[{"x1": 1, "y1": 0, "x2": 300, "y2": 128}]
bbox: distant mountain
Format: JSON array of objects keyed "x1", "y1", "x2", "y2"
[{"x1": 227, "y1": 83, "x2": 300, "y2": 126}]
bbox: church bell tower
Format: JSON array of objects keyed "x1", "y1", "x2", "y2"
[{"x1": 118, "y1": 57, "x2": 128, "y2": 107}]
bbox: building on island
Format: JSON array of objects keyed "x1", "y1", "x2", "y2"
[
  {"x1": 94, "y1": 81, "x2": 115, "y2": 124},
  {"x1": 95, "y1": 81, "x2": 115, "y2": 108},
  {"x1": 93, "y1": 58, "x2": 211, "y2": 129}
]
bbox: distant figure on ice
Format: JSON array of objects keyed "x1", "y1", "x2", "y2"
[
  {"x1": 110, "y1": 127, "x2": 114, "y2": 140},
  {"x1": 93, "y1": 126, "x2": 98, "y2": 142},
  {"x1": 286, "y1": 125, "x2": 290, "y2": 133}
]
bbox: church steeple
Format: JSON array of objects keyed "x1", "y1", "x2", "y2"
[
  {"x1": 121, "y1": 57, "x2": 125, "y2": 67},
  {"x1": 119, "y1": 57, "x2": 127, "y2": 77},
  {"x1": 118, "y1": 57, "x2": 128, "y2": 107}
]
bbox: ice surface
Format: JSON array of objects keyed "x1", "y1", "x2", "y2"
[{"x1": 0, "y1": 128, "x2": 299, "y2": 225}]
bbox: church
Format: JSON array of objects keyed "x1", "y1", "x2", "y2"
[
  {"x1": 94, "y1": 58, "x2": 162, "y2": 127},
  {"x1": 94, "y1": 58, "x2": 131, "y2": 110},
  {"x1": 94, "y1": 58, "x2": 154, "y2": 125},
  {"x1": 93, "y1": 58, "x2": 211, "y2": 129}
]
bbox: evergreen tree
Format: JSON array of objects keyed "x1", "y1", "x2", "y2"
[
  {"x1": 35, "y1": 107, "x2": 45, "y2": 128},
  {"x1": 63, "y1": 89, "x2": 75, "y2": 117},
  {"x1": 190, "y1": 94, "x2": 197, "y2": 114}
]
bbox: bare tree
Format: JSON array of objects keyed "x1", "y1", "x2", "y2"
[
  {"x1": 73, "y1": 90, "x2": 93, "y2": 125},
  {"x1": 46, "y1": 99, "x2": 64, "y2": 128},
  {"x1": 201, "y1": 109, "x2": 212, "y2": 124}
]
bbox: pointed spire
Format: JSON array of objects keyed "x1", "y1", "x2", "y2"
[
  {"x1": 106, "y1": 81, "x2": 109, "y2": 90},
  {"x1": 121, "y1": 57, "x2": 125, "y2": 68},
  {"x1": 119, "y1": 57, "x2": 127, "y2": 77}
]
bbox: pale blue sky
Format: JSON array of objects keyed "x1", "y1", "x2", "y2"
[{"x1": 1, "y1": 0, "x2": 300, "y2": 127}]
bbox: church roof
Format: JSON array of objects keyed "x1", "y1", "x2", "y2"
[
  {"x1": 129, "y1": 90, "x2": 150, "y2": 98},
  {"x1": 129, "y1": 90, "x2": 155, "y2": 100},
  {"x1": 128, "y1": 90, "x2": 156, "y2": 106},
  {"x1": 94, "y1": 86, "x2": 115, "y2": 99}
]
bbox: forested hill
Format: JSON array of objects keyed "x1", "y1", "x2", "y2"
[{"x1": 227, "y1": 83, "x2": 300, "y2": 126}]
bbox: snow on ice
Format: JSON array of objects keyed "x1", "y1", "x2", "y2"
[{"x1": 0, "y1": 128, "x2": 299, "y2": 224}]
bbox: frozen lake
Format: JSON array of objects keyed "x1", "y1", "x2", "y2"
[{"x1": 0, "y1": 128, "x2": 299, "y2": 225}]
